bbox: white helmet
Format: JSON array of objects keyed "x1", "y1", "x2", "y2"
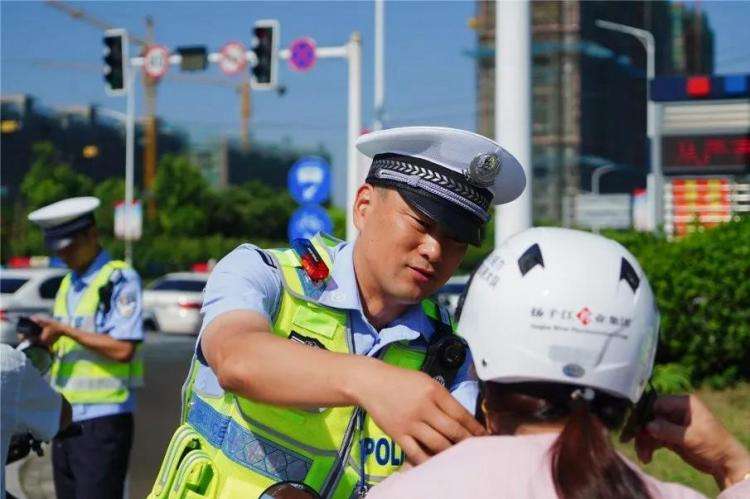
[{"x1": 458, "y1": 227, "x2": 659, "y2": 403}]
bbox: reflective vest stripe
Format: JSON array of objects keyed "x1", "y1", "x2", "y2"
[
  {"x1": 187, "y1": 395, "x2": 313, "y2": 483},
  {"x1": 224, "y1": 399, "x2": 339, "y2": 458},
  {"x1": 54, "y1": 376, "x2": 129, "y2": 392},
  {"x1": 50, "y1": 260, "x2": 143, "y2": 404}
]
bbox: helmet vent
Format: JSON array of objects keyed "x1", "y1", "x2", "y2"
[
  {"x1": 518, "y1": 243, "x2": 544, "y2": 276},
  {"x1": 620, "y1": 258, "x2": 640, "y2": 292}
]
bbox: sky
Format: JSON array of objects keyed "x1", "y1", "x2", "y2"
[{"x1": 2, "y1": 1, "x2": 749, "y2": 206}]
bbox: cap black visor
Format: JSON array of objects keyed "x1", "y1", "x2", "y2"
[{"x1": 398, "y1": 188, "x2": 483, "y2": 246}]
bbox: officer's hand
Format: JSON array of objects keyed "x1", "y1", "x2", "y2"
[
  {"x1": 634, "y1": 394, "x2": 750, "y2": 489},
  {"x1": 32, "y1": 316, "x2": 69, "y2": 346},
  {"x1": 356, "y1": 361, "x2": 486, "y2": 465}
]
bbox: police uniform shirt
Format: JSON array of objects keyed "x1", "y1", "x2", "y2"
[
  {"x1": 61, "y1": 249, "x2": 144, "y2": 422},
  {"x1": 193, "y1": 240, "x2": 479, "y2": 413}
]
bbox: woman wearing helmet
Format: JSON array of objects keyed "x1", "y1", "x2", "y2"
[{"x1": 367, "y1": 228, "x2": 750, "y2": 499}]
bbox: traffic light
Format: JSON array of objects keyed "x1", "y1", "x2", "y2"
[
  {"x1": 103, "y1": 29, "x2": 129, "y2": 96},
  {"x1": 176, "y1": 46, "x2": 208, "y2": 72},
  {"x1": 251, "y1": 20, "x2": 279, "y2": 89}
]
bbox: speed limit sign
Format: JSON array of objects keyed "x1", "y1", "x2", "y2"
[
  {"x1": 143, "y1": 45, "x2": 170, "y2": 79},
  {"x1": 219, "y1": 41, "x2": 247, "y2": 76}
]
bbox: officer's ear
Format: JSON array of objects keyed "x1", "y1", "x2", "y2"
[{"x1": 353, "y1": 183, "x2": 376, "y2": 230}]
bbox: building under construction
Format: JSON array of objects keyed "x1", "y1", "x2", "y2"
[{"x1": 473, "y1": 0, "x2": 714, "y2": 224}]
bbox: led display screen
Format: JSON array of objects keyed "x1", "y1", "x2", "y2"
[{"x1": 662, "y1": 134, "x2": 750, "y2": 174}]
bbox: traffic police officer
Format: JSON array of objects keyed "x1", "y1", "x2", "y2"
[
  {"x1": 148, "y1": 127, "x2": 526, "y2": 498},
  {"x1": 28, "y1": 196, "x2": 144, "y2": 499}
]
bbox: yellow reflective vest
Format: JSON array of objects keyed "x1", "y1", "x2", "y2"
[
  {"x1": 149, "y1": 234, "x2": 457, "y2": 499},
  {"x1": 51, "y1": 260, "x2": 143, "y2": 404}
]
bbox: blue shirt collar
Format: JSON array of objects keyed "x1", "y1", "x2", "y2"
[
  {"x1": 70, "y1": 249, "x2": 111, "y2": 290},
  {"x1": 317, "y1": 242, "x2": 435, "y2": 341},
  {"x1": 317, "y1": 241, "x2": 361, "y2": 311}
]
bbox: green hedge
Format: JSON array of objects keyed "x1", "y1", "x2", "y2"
[{"x1": 605, "y1": 217, "x2": 750, "y2": 388}]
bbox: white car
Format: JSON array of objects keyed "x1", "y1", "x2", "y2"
[
  {"x1": 142, "y1": 272, "x2": 207, "y2": 335},
  {"x1": 1, "y1": 267, "x2": 68, "y2": 345},
  {"x1": 433, "y1": 274, "x2": 470, "y2": 320}
]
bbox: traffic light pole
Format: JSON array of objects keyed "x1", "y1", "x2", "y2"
[
  {"x1": 123, "y1": 28, "x2": 364, "y2": 241},
  {"x1": 124, "y1": 65, "x2": 136, "y2": 265}
]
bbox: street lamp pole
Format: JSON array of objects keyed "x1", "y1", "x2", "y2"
[
  {"x1": 495, "y1": 0, "x2": 533, "y2": 246},
  {"x1": 591, "y1": 163, "x2": 618, "y2": 195},
  {"x1": 374, "y1": 0, "x2": 385, "y2": 131},
  {"x1": 595, "y1": 20, "x2": 662, "y2": 232}
]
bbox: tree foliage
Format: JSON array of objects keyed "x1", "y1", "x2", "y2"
[
  {"x1": 9, "y1": 143, "x2": 304, "y2": 273},
  {"x1": 20, "y1": 142, "x2": 95, "y2": 210},
  {"x1": 153, "y1": 154, "x2": 211, "y2": 236}
]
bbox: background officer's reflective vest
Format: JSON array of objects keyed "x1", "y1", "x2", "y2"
[
  {"x1": 50, "y1": 260, "x2": 143, "y2": 404},
  {"x1": 149, "y1": 234, "x2": 457, "y2": 499}
]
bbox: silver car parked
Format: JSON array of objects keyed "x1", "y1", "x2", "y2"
[
  {"x1": 1, "y1": 267, "x2": 67, "y2": 345},
  {"x1": 142, "y1": 272, "x2": 207, "y2": 335}
]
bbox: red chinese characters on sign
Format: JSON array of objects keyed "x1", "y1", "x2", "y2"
[{"x1": 663, "y1": 134, "x2": 750, "y2": 173}]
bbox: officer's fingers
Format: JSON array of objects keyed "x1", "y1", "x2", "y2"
[
  {"x1": 411, "y1": 422, "x2": 453, "y2": 456},
  {"x1": 646, "y1": 417, "x2": 688, "y2": 447},
  {"x1": 634, "y1": 429, "x2": 660, "y2": 463},
  {"x1": 425, "y1": 408, "x2": 472, "y2": 443},
  {"x1": 40, "y1": 327, "x2": 54, "y2": 343},
  {"x1": 32, "y1": 315, "x2": 51, "y2": 326},
  {"x1": 398, "y1": 435, "x2": 430, "y2": 466},
  {"x1": 434, "y1": 394, "x2": 487, "y2": 437},
  {"x1": 652, "y1": 395, "x2": 691, "y2": 424}
]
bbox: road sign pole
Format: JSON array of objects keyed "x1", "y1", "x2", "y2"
[
  {"x1": 125, "y1": 64, "x2": 135, "y2": 265},
  {"x1": 278, "y1": 36, "x2": 361, "y2": 240},
  {"x1": 346, "y1": 32, "x2": 362, "y2": 241}
]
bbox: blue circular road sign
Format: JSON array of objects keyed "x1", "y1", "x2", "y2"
[
  {"x1": 288, "y1": 205, "x2": 333, "y2": 242},
  {"x1": 288, "y1": 156, "x2": 331, "y2": 205}
]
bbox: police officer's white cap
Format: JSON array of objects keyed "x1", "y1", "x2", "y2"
[
  {"x1": 28, "y1": 196, "x2": 100, "y2": 250},
  {"x1": 356, "y1": 126, "x2": 526, "y2": 245},
  {"x1": 356, "y1": 126, "x2": 526, "y2": 205}
]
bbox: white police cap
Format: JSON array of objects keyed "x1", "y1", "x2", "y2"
[
  {"x1": 28, "y1": 196, "x2": 100, "y2": 250},
  {"x1": 356, "y1": 126, "x2": 526, "y2": 245}
]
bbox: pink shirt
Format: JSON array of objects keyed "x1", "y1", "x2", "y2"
[{"x1": 367, "y1": 434, "x2": 750, "y2": 499}]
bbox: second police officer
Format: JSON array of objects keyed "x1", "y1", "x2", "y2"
[
  {"x1": 27, "y1": 197, "x2": 144, "y2": 499},
  {"x1": 148, "y1": 126, "x2": 526, "y2": 498}
]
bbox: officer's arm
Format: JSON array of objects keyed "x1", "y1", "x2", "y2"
[
  {"x1": 202, "y1": 310, "x2": 486, "y2": 465},
  {"x1": 36, "y1": 317, "x2": 137, "y2": 363},
  {"x1": 64, "y1": 328, "x2": 136, "y2": 362},
  {"x1": 201, "y1": 309, "x2": 381, "y2": 408},
  {"x1": 36, "y1": 269, "x2": 143, "y2": 363}
]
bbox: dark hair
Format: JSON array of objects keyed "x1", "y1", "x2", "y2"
[{"x1": 482, "y1": 382, "x2": 652, "y2": 499}]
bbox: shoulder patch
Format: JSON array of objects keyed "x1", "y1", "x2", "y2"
[{"x1": 116, "y1": 290, "x2": 138, "y2": 318}]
